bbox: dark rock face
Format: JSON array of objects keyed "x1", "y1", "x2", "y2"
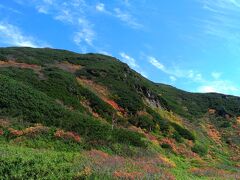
[{"x1": 135, "y1": 85, "x2": 168, "y2": 110}]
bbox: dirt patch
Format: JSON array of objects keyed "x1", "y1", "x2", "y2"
[
  {"x1": 77, "y1": 77, "x2": 125, "y2": 114},
  {"x1": 208, "y1": 108, "x2": 216, "y2": 115},
  {"x1": 0, "y1": 60, "x2": 44, "y2": 79},
  {"x1": 77, "y1": 78, "x2": 109, "y2": 97},
  {"x1": 54, "y1": 61, "x2": 82, "y2": 73}
]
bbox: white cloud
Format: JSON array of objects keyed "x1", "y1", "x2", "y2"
[
  {"x1": 94, "y1": 3, "x2": 142, "y2": 29},
  {"x1": 0, "y1": 22, "x2": 48, "y2": 47},
  {"x1": 114, "y1": 8, "x2": 142, "y2": 29},
  {"x1": 141, "y1": 71, "x2": 148, "y2": 78},
  {"x1": 98, "y1": 50, "x2": 112, "y2": 56},
  {"x1": 197, "y1": 80, "x2": 239, "y2": 95},
  {"x1": 198, "y1": 85, "x2": 216, "y2": 93},
  {"x1": 55, "y1": 9, "x2": 74, "y2": 23},
  {"x1": 146, "y1": 55, "x2": 240, "y2": 95},
  {"x1": 148, "y1": 56, "x2": 166, "y2": 71},
  {"x1": 119, "y1": 52, "x2": 148, "y2": 78},
  {"x1": 15, "y1": 0, "x2": 143, "y2": 52},
  {"x1": 20, "y1": 0, "x2": 94, "y2": 52},
  {"x1": 36, "y1": 6, "x2": 49, "y2": 14},
  {"x1": 96, "y1": 3, "x2": 105, "y2": 12},
  {"x1": 119, "y1": 52, "x2": 139, "y2": 68},
  {"x1": 197, "y1": 0, "x2": 240, "y2": 53},
  {"x1": 148, "y1": 56, "x2": 204, "y2": 82},
  {"x1": 73, "y1": 18, "x2": 95, "y2": 48}
]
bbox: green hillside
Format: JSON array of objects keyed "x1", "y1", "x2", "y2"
[{"x1": 0, "y1": 47, "x2": 239, "y2": 179}]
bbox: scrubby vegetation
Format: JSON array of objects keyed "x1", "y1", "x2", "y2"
[{"x1": 0, "y1": 47, "x2": 239, "y2": 179}]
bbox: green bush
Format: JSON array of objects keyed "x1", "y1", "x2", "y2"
[
  {"x1": 171, "y1": 123, "x2": 195, "y2": 141},
  {"x1": 129, "y1": 115, "x2": 155, "y2": 131},
  {"x1": 113, "y1": 128, "x2": 147, "y2": 147},
  {"x1": 161, "y1": 143, "x2": 172, "y2": 149},
  {"x1": 172, "y1": 131, "x2": 183, "y2": 143},
  {"x1": 220, "y1": 122, "x2": 231, "y2": 128},
  {"x1": 191, "y1": 143, "x2": 208, "y2": 156}
]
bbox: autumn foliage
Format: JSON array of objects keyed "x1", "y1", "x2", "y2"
[{"x1": 54, "y1": 129, "x2": 81, "y2": 143}]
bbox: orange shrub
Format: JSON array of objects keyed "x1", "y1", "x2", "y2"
[
  {"x1": 8, "y1": 128, "x2": 23, "y2": 136},
  {"x1": 54, "y1": 129, "x2": 81, "y2": 142}
]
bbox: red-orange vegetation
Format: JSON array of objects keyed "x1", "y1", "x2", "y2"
[
  {"x1": 160, "y1": 138, "x2": 177, "y2": 153},
  {"x1": 77, "y1": 78, "x2": 126, "y2": 114},
  {"x1": 8, "y1": 128, "x2": 23, "y2": 136},
  {"x1": 7, "y1": 124, "x2": 49, "y2": 137},
  {"x1": 206, "y1": 124, "x2": 222, "y2": 144},
  {"x1": 87, "y1": 150, "x2": 125, "y2": 167},
  {"x1": 103, "y1": 98, "x2": 125, "y2": 114},
  {"x1": 113, "y1": 171, "x2": 143, "y2": 180},
  {"x1": 54, "y1": 129, "x2": 81, "y2": 142},
  {"x1": 176, "y1": 143, "x2": 198, "y2": 158},
  {"x1": 189, "y1": 167, "x2": 240, "y2": 179}
]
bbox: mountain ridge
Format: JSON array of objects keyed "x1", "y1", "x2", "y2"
[{"x1": 0, "y1": 47, "x2": 239, "y2": 179}]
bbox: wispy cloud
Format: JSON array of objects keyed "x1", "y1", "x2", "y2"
[
  {"x1": 119, "y1": 52, "x2": 147, "y2": 77},
  {"x1": 0, "y1": 22, "x2": 48, "y2": 47},
  {"x1": 18, "y1": 0, "x2": 94, "y2": 52},
  {"x1": 15, "y1": 0, "x2": 143, "y2": 52},
  {"x1": 147, "y1": 55, "x2": 240, "y2": 95},
  {"x1": 114, "y1": 8, "x2": 142, "y2": 29},
  {"x1": 120, "y1": 52, "x2": 139, "y2": 68},
  {"x1": 0, "y1": 3, "x2": 22, "y2": 14},
  {"x1": 73, "y1": 18, "x2": 95, "y2": 50},
  {"x1": 95, "y1": 2, "x2": 143, "y2": 29},
  {"x1": 148, "y1": 56, "x2": 165, "y2": 72},
  {"x1": 148, "y1": 56, "x2": 204, "y2": 82},
  {"x1": 197, "y1": 0, "x2": 240, "y2": 52},
  {"x1": 197, "y1": 80, "x2": 239, "y2": 95},
  {"x1": 96, "y1": 3, "x2": 106, "y2": 12}
]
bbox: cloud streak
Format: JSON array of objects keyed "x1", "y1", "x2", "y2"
[
  {"x1": 148, "y1": 55, "x2": 240, "y2": 95},
  {"x1": 17, "y1": 0, "x2": 142, "y2": 52},
  {"x1": 120, "y1": 52, "x2": 139, "y2": 68},
  {"x1": 114, "y1": 8, "x2": 142, "y2": 29},
  {"x1": 0, "y1": 22, "x2": 48, "y2": 47},
  {"x1": 197, "y1": 0, "x2": 240, "y2": 52},
  {"x1": 17, "y1": 0, "x2": 95, "y2": 52},
  {"x1": 148, "y1": 56, "x2": 204, "y2": 82},
  {"x1": 119, "y1": 52, "x2": 147, "y2": 78}
]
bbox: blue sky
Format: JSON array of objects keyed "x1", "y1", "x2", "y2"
[{"x1": 0, "y1": 0, "x2": 240, "y2": 96}]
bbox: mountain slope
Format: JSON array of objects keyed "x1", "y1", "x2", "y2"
[{"x1": 0, "y1": 47, "x2": 239, "y2": 179}]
